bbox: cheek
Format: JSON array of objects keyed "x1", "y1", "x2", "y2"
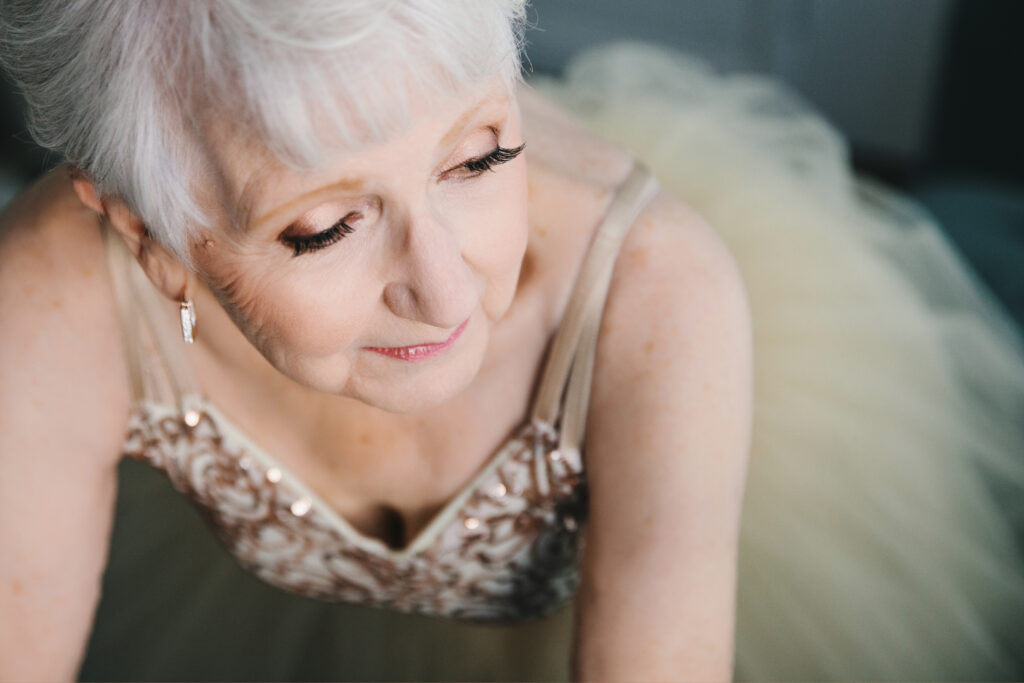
[
  {"x1": 201, "y1": 250, "x2": 372, "y2": 362},
  {"x1": 464, "y1": 164, "x2": 530, "y2": 283},
  {"x1": 271, "y1": 275, "x2": 374, "y2": 358},
  {"x1": 488, "y1": 165, "x2": 531, "y2": 298}
]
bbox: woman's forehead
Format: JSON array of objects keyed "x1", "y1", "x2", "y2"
[{"x1": 204, "y1": 77, "x2": 516, "y2": 234}]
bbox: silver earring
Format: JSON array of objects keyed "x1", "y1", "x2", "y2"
[{"x1": 180, "y1": 299, "x2": 196, "y2": 344}]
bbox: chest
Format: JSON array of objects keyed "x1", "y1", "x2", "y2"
[{"x1": 123, "y1": 395, "x2": 589, "y2": 621}]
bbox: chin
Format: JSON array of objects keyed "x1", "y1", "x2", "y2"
[
  {"x1": 346, "y1": 334, "x2": 488, "y2": 415},
  {"x1": 360, "y1": 362, "x2": 482, "y2": 414}
]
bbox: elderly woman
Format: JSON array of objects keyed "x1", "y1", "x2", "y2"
[
  {"x1": 0, "y1": 1, "x2": 751, "y2": 680},
  {"x1": 3, "y1": 2, "x2": 1024, "y2": 682}
]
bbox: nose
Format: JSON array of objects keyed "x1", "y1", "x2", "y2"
[{"x1": 382, "y1": 205, "x2": 477, "y2": 331}]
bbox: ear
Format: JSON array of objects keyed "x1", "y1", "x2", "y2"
[{"x1": 70, "y1": 168, "x2": 194, "y2": 302}]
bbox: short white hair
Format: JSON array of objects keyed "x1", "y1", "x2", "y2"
[{"x1": 0, "y1": 0, "x2": 529, "y2": 266}]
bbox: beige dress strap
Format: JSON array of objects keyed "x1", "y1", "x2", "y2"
[
  {"x1": 529, "y1": 161, "x2": 661, "y2": 454},
  {"x1": 101, "y1": 221, "x2": 204, "y2": 417},
  {"x1": 101, "y1": 222, "x2": 148, "y2": 403}
]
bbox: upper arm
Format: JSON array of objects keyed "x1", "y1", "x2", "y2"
[
  {"x1": 0, "y1": 180, "x2": 131, "y2": 681},
  {"x1": 572, "y1": 192, "x2": 753, "y2": 681}
]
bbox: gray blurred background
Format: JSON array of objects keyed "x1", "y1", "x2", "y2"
[{"x1": 2, "y1": 0, "x2": 1021, "y2": 329}]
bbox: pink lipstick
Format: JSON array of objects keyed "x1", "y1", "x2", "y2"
[{"x1": 364, "y1": 317, "x2": 469, "y2": 362}]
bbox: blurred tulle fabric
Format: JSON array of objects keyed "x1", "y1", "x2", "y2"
[{"x1": 530, "y1": 42, "x2": 1024, "y2": 680}]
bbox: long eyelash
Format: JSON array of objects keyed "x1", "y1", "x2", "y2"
[
  {"x1": 460, "y1": 142, "x2": 526, "y2": 174},
  {"x1": 282, "y1": 218, "x2": 356, "y2": 257}
]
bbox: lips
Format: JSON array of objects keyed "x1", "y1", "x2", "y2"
[{"x1": 364, "y1": 317, "x2": 470, "y2": 362}]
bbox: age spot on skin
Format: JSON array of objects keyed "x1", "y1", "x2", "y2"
[{"x1": 626, "y1": 247, "x2": 649, "y2": 270}]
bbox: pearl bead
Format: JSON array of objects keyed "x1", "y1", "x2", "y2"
[
  {"x1": 290, "y1": 497, "x2": 312, "y2": 517},
  {"x1": 265, "y1": 467, "x2": 282, "y2": 484}
]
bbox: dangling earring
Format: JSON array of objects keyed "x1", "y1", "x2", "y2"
[{"x1": 180, "y1": 299, "x2": 197, "y2": 344}]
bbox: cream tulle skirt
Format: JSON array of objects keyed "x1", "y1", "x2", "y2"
[
  {"x1": 81, "y1": 43, "x2": 1024, "y2": 681},
  {"x1": 530, "y1": 42, "x2": 1024, "y2": 681}
]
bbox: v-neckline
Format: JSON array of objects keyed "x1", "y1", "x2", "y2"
[{"x1": 137, "y1": 394, "x2": 553, "y2": 560}]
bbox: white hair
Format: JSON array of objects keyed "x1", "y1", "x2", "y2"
[{"x1": 0, "y1": 0, "x2": 529, "y2": 266}]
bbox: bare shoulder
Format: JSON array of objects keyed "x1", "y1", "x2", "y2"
[
  {"x1": 571, "y1": 190, "x2": 753, "y2": 678},
  {"x1": 585, "y1": 184, "x2": 754, "y2": 480},
  {"x1": 601, "y1": 188, "x2": 752, "y2": 365},
  {"x1": 0, "y1": 167, "x2": 131, "y2": 679},
  {"x1": 0, "y1": 164, "x2": 130, "y2": 469}
]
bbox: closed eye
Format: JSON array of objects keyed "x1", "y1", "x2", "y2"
[
  {"x1": 453, "y1": 142, "x2": 526, "y2": 176},
  {"x1": 281, "y1": 216, "x2": 357, "y2": 257}
]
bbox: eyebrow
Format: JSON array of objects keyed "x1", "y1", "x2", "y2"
[
  {"x1": 439, "y1": 89, "x2": 510, "y2": 149},
  {"x1": 241, "y1": 88, "x2": 512, "y2": 234},
  {"x1": 241, "y1": 175, "x2": 365, "y2": 234}
]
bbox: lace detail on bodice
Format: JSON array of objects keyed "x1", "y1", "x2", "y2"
[{"x1": 122, "y1": 398, "x2": 588, "y2": 622}]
